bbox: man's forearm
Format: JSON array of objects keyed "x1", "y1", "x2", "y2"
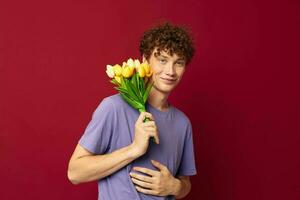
[
  {"x1": 172, "y1": 177, "x2": 192, "y2": 199},
  {"x1": 68, "y1": 144, "x2": 139, "y2": 184}
]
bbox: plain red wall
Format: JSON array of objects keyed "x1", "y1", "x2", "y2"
[{"x1": 1, "y1": 0, "x2": 299, "y2": 199}]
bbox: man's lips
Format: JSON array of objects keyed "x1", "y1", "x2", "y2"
[
  {"x1": 160, "y1": 77, "x2": 176, "y2": 84},
  {"x1": 161, "y1": 78, "x2": 176, "y2": 81}
]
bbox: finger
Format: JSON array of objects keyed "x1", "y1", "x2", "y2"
[
  {"x1": 137, "y1": 112, "x2": 154, "y2": 124},
  {"x1": 148, "y1": 131, "x2": 160, "y2": 144},
  {"x1": 140, "y1": 128, "x2": 159, "y2": 144},
  {"x1": 151, "y1": 160, "x2": 166, "y2": 171},
  {"x1": 143, "y1": 126, "x2": 157, "y2": 132},
  {"x1": 130, "y1": 172, "x2": 153, "y2": 183},
  {"x1": 132, "y1": 167, "x2": 159, "y2": 177},
  {"x1": 142, "y1": 121, "x2": 156, "y2": 127},
  {"x1": 144, "y1": 112, "x2": 154, "y2": 121},
  {"x1": 131, "y1": 177, "x2": 153, "y2": 189},
  {"x1": 135, "y1": 186, "x2": 158, "y2": 196}
]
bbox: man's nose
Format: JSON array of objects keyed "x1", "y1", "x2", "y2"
[{"x1": 165, "y1": 63, "x2": 176, "y2": 76}]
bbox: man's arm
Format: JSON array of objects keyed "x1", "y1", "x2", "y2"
[
  {"x1": 172, "y1": 176, "x2": 192, "y2": 199},
  {"x1": 129, "y1": 160, "x2": 192, "y2": 198},
  {"x1": 67, "y1": 112, "x2": 159, "y2": 184},
  {"x1": 67, "y1": 143, "x2": 139, "y2": 184}
]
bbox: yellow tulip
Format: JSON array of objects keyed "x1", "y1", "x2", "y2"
[
  {"x1": 137, "y1": 65, "x2": 146, "y2": 77},
  {"x1": 113, "y1": 64, "x2": 122, "y2": 77},
  {"x1": 122, "y1": 66, "x2": 135, "y2": 78},
  {"x1": 115, "y1": 76, "x2": 122, "y2": 84},
  {"x1": 106, "y1": 65, "x2": 115, "y2": 78},
  {"x1": 134, "y1": 59, "x2": 141, "y2": 69},
  {"x1": 146, "y1": 70, "x2": 153, "y2": 77},
  {"x1": 140, "y1": 61, "x2": 152, "y2": 77},
  {"x1": 126, "y1": 58, "x2": 135, "y2": 68},
  {"x1": 141, "y1": 62, "x2": 150, "y2": 74}
]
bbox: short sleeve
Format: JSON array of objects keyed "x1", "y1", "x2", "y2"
[
  {"x1": 176, "y1": 120, "x2": 197, "y2": 176},
  {"x1": 78, "y1": 97, "x2": 115, "y2": 154}
]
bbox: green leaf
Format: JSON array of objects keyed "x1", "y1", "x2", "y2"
[
  {"x1": 137, "y1": 75, "x2": 145, "y2": 95},
  {"x1": 122, "y1": 79, "x2": 138, "y2": 101},
  {"x1": 131, "y1": 73, "x2": 137, "y2": 87},
  {"x1": 134, "y1": 74, "x2": 139, "y2": 91},
  {"x1": 110, "y1": 79, "x2": 120, "y2": 86},
  {"x1": 120, "y1": 93, "x2": 136, "y2": 107},
  {"x1": 120, "y1": 93, "x2": 144, "y2": 110},
  {"x1": 124, "y1": 78, "x2": 143, "y2": 103},
  {"x1": 142, "y1": 77, "x2": 146, "y2": 94},
  {"x1": 120, "y1": 77, "x2": 127, "y2": 89},
  {"x1": 136, "y1": 74, "x2": 145, "y2": 98},
  {"x1": 132, "y1": 73, "x2": 141, "y2": 98},
  {"x1": 143, "y1": 81, "x2": 154, "y2": 104},
  {"x1": 116, "y1": 87, "x2": 131, "y2": 96}
]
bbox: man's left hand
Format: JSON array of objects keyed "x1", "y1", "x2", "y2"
[{"x1": 129, "y1": 160, "x2": 177, "y2": 196}]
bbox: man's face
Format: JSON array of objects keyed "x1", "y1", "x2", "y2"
[{"x1": 143, "y1": 48, "x2": 186, "y2": 95}]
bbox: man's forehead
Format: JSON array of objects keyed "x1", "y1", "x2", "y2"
[{"x1": 153, "y1": 48, "x2": 184, "y2": 60}]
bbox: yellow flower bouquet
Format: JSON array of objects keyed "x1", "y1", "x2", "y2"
[{"x1": 106, "y1": 58, "x2": 155, "y2": 142}]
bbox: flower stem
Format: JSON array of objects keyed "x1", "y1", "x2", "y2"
[{"x1": 139, "y1": 108, "x2": 156, "y2": 143}]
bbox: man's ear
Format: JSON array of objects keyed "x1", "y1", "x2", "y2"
[{"x1": 142, "y1": 55, "x2": 146, "y2": 63}]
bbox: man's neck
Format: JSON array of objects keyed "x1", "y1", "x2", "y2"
[{"x1": 147, "y1": 88, "x2": 170, "y2": 112}]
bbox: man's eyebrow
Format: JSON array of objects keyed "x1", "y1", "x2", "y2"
[
  {"x1": 175, "y1": 58, "x2": 186, "y2": 62},
  {"x1": 157, "y1": 53, "x2": 185, "y2": 62},
  {"x1": 158, "y1": 55, "x2": 169, "y2": 59}
]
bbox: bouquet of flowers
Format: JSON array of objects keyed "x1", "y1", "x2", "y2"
[{"x1": 106, "y1": 58, "x2": 155, "y2": 142}]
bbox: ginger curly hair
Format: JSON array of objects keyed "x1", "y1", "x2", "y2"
[{"x1": 139, "y1": 22, "x2": 195, "y2": 65}]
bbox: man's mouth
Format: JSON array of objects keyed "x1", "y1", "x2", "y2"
[{"x1": 160, "y1": 77, "x2": 176, "y2": 84}]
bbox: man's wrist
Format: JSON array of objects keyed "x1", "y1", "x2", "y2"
[
  {"x1": 170, "y1": 177, "x2": 182, "y2": 197},
  {"x1": 127, "y1": 143, "x2": 142, "y2": 159}
]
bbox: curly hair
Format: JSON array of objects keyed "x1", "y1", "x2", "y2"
[{"x1": 139, "y1": 22, "x2": 195, "y2": 65}]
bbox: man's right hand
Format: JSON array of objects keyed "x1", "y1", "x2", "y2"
[{"x1": 131, "y1": 112, "x2": 159, "y2": 157}]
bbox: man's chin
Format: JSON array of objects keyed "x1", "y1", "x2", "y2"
[{"x1": 154, "y1": 85, "x2": 174, "y2": 95}]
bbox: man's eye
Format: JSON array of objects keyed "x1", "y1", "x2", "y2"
[
  {"x1": 176, "y1": 62, "x2": 185, "y2": 66},
  {"x1": 160, "y1": 59, "x2": 167, "y2": 64}
]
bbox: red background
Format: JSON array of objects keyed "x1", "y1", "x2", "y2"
[{"x1": 1, "y1": 0, "x2": 299, "y2": 199}]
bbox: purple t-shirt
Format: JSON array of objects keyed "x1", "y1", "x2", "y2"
[{"x1": 79, "y1": 93, "x2": 197, "y2": 200}]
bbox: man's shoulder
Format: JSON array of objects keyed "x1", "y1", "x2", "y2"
[
  {"x1": 103, "y1": 93, "x2": 121, "y2": 102},
  {"x1": 92, "y1": 93, "x2": 127, "y2": 117},
  {"x1": 171, "y1": 105, "x2": 192, "y2": 126},
  {"x1": 100, "y1": 93, "x2": 128, "y2": 109}
]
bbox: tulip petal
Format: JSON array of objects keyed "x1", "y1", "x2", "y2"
[
  {"x1": 134, "y1": 59, "x2": 141, "y2": 68},
  {"x1": 127, "y1": 58, "x2": 135, "y2": 67},
  {"x1": 106, "y1": 65, "x2": 115, "y2": 78},
  {"x1": 113, "y1": 64, "x2": 122, "y2": 76}
]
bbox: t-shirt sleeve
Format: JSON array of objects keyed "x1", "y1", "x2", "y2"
[
  {"x1": 176, "y1": 120, "x2": 197, "y2": 176},
  {"x1": 78, "y1": 97, "x2": 115, "y2": 154}
]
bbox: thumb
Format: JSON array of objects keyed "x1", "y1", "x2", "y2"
[
  {"x1": 151, "y1": 160, "x2": 165, "y2": 171},
  {"x1": 137, "y1": 112, "x2": 153, "y2": 124}
]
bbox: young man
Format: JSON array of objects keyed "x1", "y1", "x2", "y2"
[{"x1": 67, "y1": 22, "x2": 197, "y2": 200}]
